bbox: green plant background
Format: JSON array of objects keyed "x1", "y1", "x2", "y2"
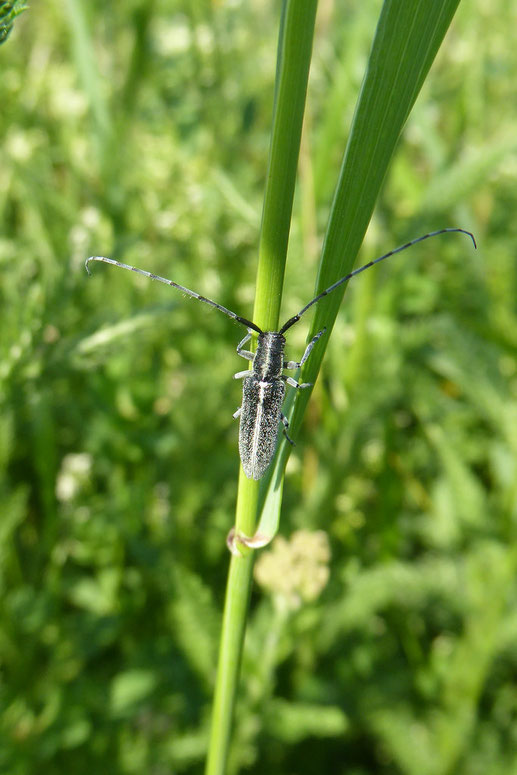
[{"x1": 1, "y1": 1, "x2": 517, "y2": 774}]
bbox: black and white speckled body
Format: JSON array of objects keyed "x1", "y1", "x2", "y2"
[
  {"x1": 232, "y1": 327, "x2": 323, "y2": 478},
  {"x1": 237, "y1": 332, "x2": 287, "y2": 480},
  {"x1": 86, "y1": 229, "x2": 475, "y2": 481}
]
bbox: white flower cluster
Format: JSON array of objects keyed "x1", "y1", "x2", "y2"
[{"x1": 254, "y1": 529, "x2": 330, "y2": 610}]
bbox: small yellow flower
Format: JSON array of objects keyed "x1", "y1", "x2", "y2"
[{"x1": 254, "y1": 529, "x2": 330, "y2": 610}]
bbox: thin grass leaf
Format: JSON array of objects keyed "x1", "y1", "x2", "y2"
[
  {"x1": 259, "y1": 0, "x2": 464, "y2": 535},
  {"x1": 206, "y1": 4, "x2": 318, "y2": 774},
  {"x1": 63, "y1": 0, "x2": 112, "y2": 154}
]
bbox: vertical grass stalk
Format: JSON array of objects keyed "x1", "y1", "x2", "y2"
[
  {"x1": 258, "y1": 0, "x2": 463, "y2": 534},
  {"x1": 205, "y1": 3, "x2": 318, "y2": 774}
]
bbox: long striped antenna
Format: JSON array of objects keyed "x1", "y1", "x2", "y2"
[
  {"x1": 279, "y1": 228, "x2": 476, "y2": 334},
  {"x1": 85, "y1": 256, "x2": 263, "y2": 335}
]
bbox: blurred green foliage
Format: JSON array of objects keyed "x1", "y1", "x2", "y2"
[{"x1": 1, "y1": 1, "x2": 517, "y2": 773}]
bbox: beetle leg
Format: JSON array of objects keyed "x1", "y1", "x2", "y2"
[
  {"x1": 284, "y1": 327, "x2": 326, "y2": 369},
  {"x1": 236, "y1": 332, "x2": 254, "y2": 361},
  {"x1": 233, "y1": 407, "x2": 242, "y2": 419},
  {"x1": 234, "y1": 370, "x2": 250, "y2": 380},
  {"x1": 283, "y1": 376, "x2": 312, "y2": 390},
  {"x1": 280, "y1": 413, "x2": 295, "y2": 445}
]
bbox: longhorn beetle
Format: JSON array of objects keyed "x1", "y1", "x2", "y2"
[{"x1": 86, "y1": 228, "x2": 476, "y2": 480}]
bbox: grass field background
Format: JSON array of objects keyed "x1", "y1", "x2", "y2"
[{"x1": 1, "y1": 1, "x2": 517, "y2": 773}]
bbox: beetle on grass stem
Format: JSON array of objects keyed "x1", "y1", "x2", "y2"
[{"x1": 86, "y1": 227, "x2": 476, "y2": 480}]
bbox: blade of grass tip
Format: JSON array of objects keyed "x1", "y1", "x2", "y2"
[
  {"x1": 257, "y1": 0, "x2": 464, "y2": 514},
  {"x1": 205, "y1": 3, "x2": 318, "y2": 775}
]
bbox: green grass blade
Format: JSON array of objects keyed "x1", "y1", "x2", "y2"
[
  {"x1": 63, "y1": 0, "x2": 112, "y2": 153},
  {"x1": 253, "y1": 0, "x2": 319, "y2": 334},
  {"x1": 205, "y1": 3, "x2": 318, "y2": 774},
  {"x1": 259, "y1": 0, "x2": 464, "y2": 524},
  {"x1": 305, "y1": 0, "x2": 464, "y2": 392}
]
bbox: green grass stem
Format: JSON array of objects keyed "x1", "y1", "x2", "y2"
[
  {"x1": 258, "y1": 0, "x2": 463, "y2": 527},
  {"x1": 205, "y1": 3, "x2": 318, "y2": 773}
]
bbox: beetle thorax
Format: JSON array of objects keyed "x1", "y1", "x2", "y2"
[{"x1": 253, "y1": 332, "x2": 286, "y2": 379}]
